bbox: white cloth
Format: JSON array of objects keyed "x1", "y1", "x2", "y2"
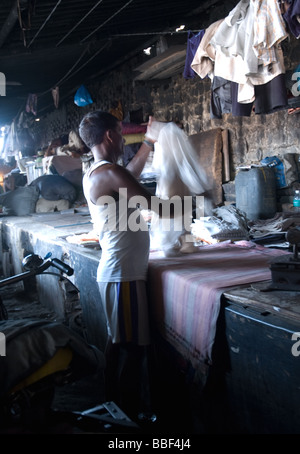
[
  {"x1": 191, "y1": 19, "x2": 224, "y2": 79},
  {"x1": 210, "y1": 0, "x2": 258, "y2": 78},
  {"x1": 150, "y1": 123, "x2": 210, "y2": 256},
  {"x1": 252, "y1": 0, "x2": 289, "y2": 65},
  {"x1": 209, "y1": 0, "x2": 287, "y2": 103},
  {"x1": 152, "y1": 123, "x2": 209, "y2": 198}
]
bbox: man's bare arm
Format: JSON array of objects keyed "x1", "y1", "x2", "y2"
[{"x1": 125, "y1": 141, "x2": 153, "y2": 178}]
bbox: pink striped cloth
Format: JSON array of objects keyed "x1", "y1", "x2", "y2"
[{"x1": 148, "y1": 241, "x2": 287, "y2": 368}]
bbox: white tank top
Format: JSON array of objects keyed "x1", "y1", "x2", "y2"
[{"x1": 83, "y1": 160, "x2": 150, "y2": 282}]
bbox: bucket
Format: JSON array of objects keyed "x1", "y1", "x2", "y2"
[
  {"x1": 235, "y1": 167, "x2": 277, "y2": 221},
  {"x1": 25, "y1": 162, "x2": 44, "y2": 184}
]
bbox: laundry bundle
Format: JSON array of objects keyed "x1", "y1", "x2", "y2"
[{"x1": 191, "y1": 205, "x2": 250, "y2": 245}]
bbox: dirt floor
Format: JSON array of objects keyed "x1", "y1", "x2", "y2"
[{"x1": 0, "y1": 280, "x2": 199, "y2": 435}]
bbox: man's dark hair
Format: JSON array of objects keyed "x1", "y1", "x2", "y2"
[{"x1": 79, "y1": 110, "x2": 119, "y2": 149}]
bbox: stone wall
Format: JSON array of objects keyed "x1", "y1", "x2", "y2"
[{"x1": 36, "y1": 34, "x2": 300, "y2": 183}]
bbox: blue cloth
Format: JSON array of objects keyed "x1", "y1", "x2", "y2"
[
  {"x1": 183, "y1": 30, "x2": 205, "y2": 79},
  {"x1": 283, "y1": 0, "x2": 300, "y2": 38}
]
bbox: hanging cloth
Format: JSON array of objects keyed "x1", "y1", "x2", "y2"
[
  {"x1": 252, "y1": 0, "x2": 289, "y2": 65},
  {"x1": 191, "y1": 19, "x2": 224, "y2": 79},
  {"x1": 25, "y1": 93, "x2": 37, "y2": 116},
  {"x1": 210, "y1": 76, "x2": 232, "y2": 119},
  {"x1": 183, "y1": 30, "x2": 205, "y2": 79},
  {"x1": 283, "y1": 0, "x2": 300, "y2": 38},
  {"x1": 52, "y1": 86, "x2": 59, "y2": 108}
]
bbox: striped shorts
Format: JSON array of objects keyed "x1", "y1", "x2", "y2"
[{"x1": 98, "y1": 280, "x2": 150, "y2": 346}]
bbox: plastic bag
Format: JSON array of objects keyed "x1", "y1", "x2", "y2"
[
  {"x1": 74, "y1": 85, "x2": 93, "y2": 106},
  {"x1": 261, "y1": 156, "x2": 286, "y2": 188},
  {"x1": 261, "y1": 155, "x2": 298, "y2": 189},
  {"x1": 150, "y1": 122, "x2": 210, "y2": 256}
]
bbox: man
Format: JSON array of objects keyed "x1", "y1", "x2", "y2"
[{"x1": 79, "y1": 111, "x2": 170, "y2": 421}]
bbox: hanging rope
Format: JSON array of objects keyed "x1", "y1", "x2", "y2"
[
  {"x1": 50, "y1": 47, "x2": 91, "y2": 89},
  {"x1": 111, "y1": 30, "x2": 200, "y2": 37},
  {"x1": 36, "y1": 41, "x2": 110, "y2": 114},
  {"x1": 27, "y1": 0, "x2": 62, "y2": 48},
  {"x1": 17, "y1": 0, "x2": 27, "y2": 47},
  {"x1": 58, "y1": 41, "x2": 110, "y2": 85},
  {"x1": 80, "y1": 0, "x2": 134, "y2": 43},
  {"x1": 37, "y1": 41, "x2": 110, "y2": 98},
  {"x1": 38, "y1": 45, "x2": 90, "y2": 97},
  {"x1": 56, "y1": 0, "x2": 104, "y2": 47}
]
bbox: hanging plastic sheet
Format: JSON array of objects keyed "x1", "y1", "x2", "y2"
[
  {"x1": 74, "y1": 84, "x2": 93, "y2": 106},
  {"x1": 25, "y1": 93, "x2": 37, "y2": 116}
]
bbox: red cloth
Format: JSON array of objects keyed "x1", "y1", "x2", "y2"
[{"x1": 121, "y1": 122, "x2": 147, "y2": 135}]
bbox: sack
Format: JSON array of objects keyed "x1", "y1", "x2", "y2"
[
  {"x1": 261, "y1": 155, "x2": 299, "y2": 189},
  {"x1": 74, "y1": 85, "x2": 93, "y2": 106},
  {"x1": 30, "y1": 175, "x2": 77, "y2": 202},
  {"x1": 0, "y1": 186, "x2": 39, "y2": 216}
]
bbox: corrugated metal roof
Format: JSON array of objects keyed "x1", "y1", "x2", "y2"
[{"x1": 0, "y1": 0, "x2": 238, "y2": 125}]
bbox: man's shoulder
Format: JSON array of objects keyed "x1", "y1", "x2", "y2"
[{"x1": 108, "y1": 163, "x2": 136, "y2": 180}]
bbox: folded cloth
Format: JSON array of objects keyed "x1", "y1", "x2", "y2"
[
  {"x1": 121, "y1": 122, "x2": 147, "y2": 135},
  {"x1": 123, "y1": 133, "x2": 145, "y2": 145}
]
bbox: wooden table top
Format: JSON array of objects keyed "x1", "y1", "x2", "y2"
[{"x1": 223, "y1": 281, "x2": 300, "y2": 324}]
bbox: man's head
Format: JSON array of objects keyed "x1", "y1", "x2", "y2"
[{"x1": 79, "y1": 110, "x2": 120, "y2": 149}]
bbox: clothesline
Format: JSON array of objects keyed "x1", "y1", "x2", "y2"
[{"x1": 111, "y1": 30, "x2": 201, "y2": 36}]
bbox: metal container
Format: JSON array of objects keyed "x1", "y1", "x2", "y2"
[{"x1": 235, "y1": 167, "x2": 277, "y2": 220}]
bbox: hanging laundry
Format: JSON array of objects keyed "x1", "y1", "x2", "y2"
[
  {"x1": 210, "y1": 76, "x2": 232, "y2": 119},
  {"x1": 252, "y1": 0, "x2": 289, "y2": 65},
  {"x1": 51, "y1": 86, "x2": 59, "y2": 108},
  {"x1": 283, "y1": 0, "x2": 300, "y2": 38},
  {"x1": 253, "y1": 73, "x2": 288, "y2": 114},
  {"x1": 209, "y1": 0, "x2": 288, "y2": 105},
  {"x1": 2, "y1": 121, "x2": 17, "y2": 159},
  {"x1": 231, "y1": 81, "x2": 253, "y2": 116},
  {"x1": 210, "y1": 76, "x2": 255, "y2": 119},
  {"x1": 25, "y1": 93, "x2": 37, "y2": 116},
  {"x1": 191, "y1": 19, "x2": 224, "y2": 79},
  {"x1": 183, "y1": 30, "x2": 205, "y2": 79}
]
